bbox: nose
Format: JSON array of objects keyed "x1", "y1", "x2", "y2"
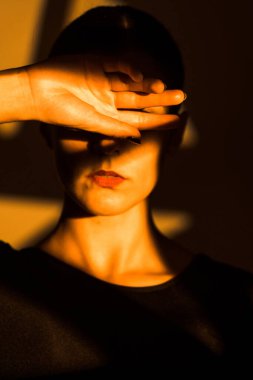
[{"x1": 90, "y1": 137, "x2": 122, "y2": 156}]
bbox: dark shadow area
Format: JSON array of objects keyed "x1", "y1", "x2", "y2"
[
  {"x1": 34, "y1": 0, "x2": 73, "y2": 61},
  {"x1": 1, "y1": 244, "x2": 252, "y2": 378},
  {"x1": 128, "y1": 0, "x2": 253, "y2": 271}
]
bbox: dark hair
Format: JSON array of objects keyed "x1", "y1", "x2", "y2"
[
  {"x1": 40, "y1": 5, "x2": 185, "y2": 143},
  {"x1": 49, "y1": 5, "x2": 184, "y2": 92}
]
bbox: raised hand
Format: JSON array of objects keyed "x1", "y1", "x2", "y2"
[{"x1": 0, "y1": 54, "x2": 187, "y2": 138}]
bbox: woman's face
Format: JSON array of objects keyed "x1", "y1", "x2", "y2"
[
  {"x1": 49, "y1": 51, "x2": 172, "y2": 217},
  {"x1": 50, "y1": 127, "x2": 169, "y2": 216}
]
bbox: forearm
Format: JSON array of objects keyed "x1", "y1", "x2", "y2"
[{"x1": 0, "y1": 67, "x2": 34, "y2": 123}]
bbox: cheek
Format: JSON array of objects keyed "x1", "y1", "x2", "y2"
[
  {"x1": 136, "y1": 145, "x2": 160, "y2": 180},
  {"x1": 52, "y1": 140, "x2": 91, "y2": 186},
  {"x1": 121, "y1": 135, "x2": 163, "y2": 194}
]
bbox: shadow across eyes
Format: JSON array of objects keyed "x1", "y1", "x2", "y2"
[{"x1": 56, "y1": 127, "x2": 110, "y2": 142}]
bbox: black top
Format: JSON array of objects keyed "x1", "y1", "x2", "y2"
[{"x1": 0, "y1": 240, "x2": 253, "y2": 379}]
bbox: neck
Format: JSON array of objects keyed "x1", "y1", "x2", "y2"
[{"x1": 38, "y1": 195, "x2": 172, "y2": 281}]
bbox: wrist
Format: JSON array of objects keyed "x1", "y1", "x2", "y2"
[
  {"x1": 0, "y1": 67, "x2": 36, "y2": 123},
  {"x1": 14, "y1": 67, "x2": 37, "y2": 121}
]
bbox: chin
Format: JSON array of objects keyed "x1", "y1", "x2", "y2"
[{"x1": 77, "y1": 192, "x2": 135, "y2": 217}]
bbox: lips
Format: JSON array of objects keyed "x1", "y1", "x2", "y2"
[
  {"x1": 89, "y1": 170, "x2": 125, "y2": 178},
  {"x1": 88, "y1": 169, "x2": 126, "y2": 188}
]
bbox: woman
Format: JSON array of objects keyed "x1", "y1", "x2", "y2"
[{"x1": 0, "y1": 5, "x2": 252, "y2": 378}]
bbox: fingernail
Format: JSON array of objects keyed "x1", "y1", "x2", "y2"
[
  {"x1": 127, "y1": 136, "x2": 142, "y2": 145},
  {"x1": 183, "y1": 92, "x2": 187, "y2": 100}
]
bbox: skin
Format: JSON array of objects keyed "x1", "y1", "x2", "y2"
[
  {"x1": 36, "y1": 126, "x2": 194, "y2": 287},
  {"x1": 34, "y1": 53, "x2": 195, "y2": 287},
  {"x1": 0, "y1": 52, "x2": 194, "y2": 286}
]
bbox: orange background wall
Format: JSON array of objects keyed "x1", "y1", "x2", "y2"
[{"x1": 0, "y1": 0, "x2": 252, "y2": 272}]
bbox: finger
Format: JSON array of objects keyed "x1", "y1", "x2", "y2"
[
  {"x1": 83, "y1": 58, "x2": 113, "y2": 105},
  {"x1": 50, "y1": 93, "x2": 141, "y2": 138},
  {"x1": 142, "y1": 106, "x2": 170, "y2": 114},
  {"x1": 114, "y1": 90, "x2": 186, "y2": 109},
  {"x1": 102, "y1": 59, "x2": 143, "y2": 82},
  {"x1": 117, "y1": 110, "x2": 180, "y2": 130},
  {"x1": 108, "y1": 74, "x2": 166, "y2": 93}
]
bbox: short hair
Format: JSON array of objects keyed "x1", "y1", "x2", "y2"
[
  {"x1": 50, "y1": 5, "x2": 184, "y2": 88},
  {"x1": 40, "y1": 5, "x2": 185, "y2": 143}
]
